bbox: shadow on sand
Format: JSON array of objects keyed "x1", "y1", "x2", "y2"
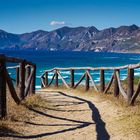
[{"x1": 0, "y1": 91, "x2": 110, "y2": 140}]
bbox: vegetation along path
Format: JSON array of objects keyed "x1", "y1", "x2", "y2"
[{"x1": 1, "y1": 89, "x2": 140, "y2": 140}]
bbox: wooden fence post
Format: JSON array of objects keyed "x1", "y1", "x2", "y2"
[
  {"x1": 45, "y1": 72, "x2": 48, "y2": 87},
  {"x1": 30, "y1": 65, "x2": 36, "y2": 94},
  {"x1": 100, "y1": 70, "x2": 105, "y2": 92},
  {"x1": 55, "y1": 70, "x2": 58, "y2": 87},
  {"x1": 127, "y1": 68, "x2": 134, "y2": 104},
  {"x1": 20, "y1": 60, "x2": 26, "y2": 100},
  {"x1": 25, "y1": 66, "x2": 31, "y2": 95},
  {"x1": 16, "y1": 67, "x2": 19, "y2": 87},
  {"x1": 85, "y1": 70, "x2": 90, "y2": 91},
  {"x1": 41, "y1": 76, "x2": 44, "y2": 88},
  {"x1": 0, "y1": 55, "x2": 7, "y2": 118},
  {"x1": 25, "y1": 66, "x2": 31, "y2": 81},
  {"x1": 114, "y1": 69, "x2": 119, "y2": 97},
  {"x1": 70, "y1": 69, "x2": 74, "y2": 88}
]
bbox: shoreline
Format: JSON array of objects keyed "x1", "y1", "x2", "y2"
[{"x1": 1, "y1": 49, "x2": 140, "y2": 55}]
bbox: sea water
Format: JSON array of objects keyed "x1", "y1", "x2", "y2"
[{"x1": 1, "y1": 50, "x2": 140, "y2": 90}]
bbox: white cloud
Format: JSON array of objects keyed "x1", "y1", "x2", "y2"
[{"x1": 50, "y1": 21, "x2": 66, "y2": 26}]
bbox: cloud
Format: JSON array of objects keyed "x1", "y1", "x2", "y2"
[{"x1": 50, "y1": 21, "x2": 66, "y2": 26}]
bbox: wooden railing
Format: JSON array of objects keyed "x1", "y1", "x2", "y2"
[
  {"x1": 41, "y1": 63, "x2": 140, "y2": 105},
  {"x1": 0, "y1": 54, "x2": 36, "y2": 118}
]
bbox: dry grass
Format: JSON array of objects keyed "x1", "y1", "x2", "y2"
[{"x1": 0, "y1": 90, "x2": 48, "y2": 138}]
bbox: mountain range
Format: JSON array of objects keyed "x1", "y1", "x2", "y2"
[{"x1": 0, "y1": 24, "x2": 140, "y2": 53}]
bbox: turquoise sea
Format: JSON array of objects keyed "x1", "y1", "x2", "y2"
[{"x1": 1, "y1": 50, "x2": 140, "y2": 89}]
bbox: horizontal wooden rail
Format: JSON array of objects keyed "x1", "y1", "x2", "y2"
[{"x1": 41, "y1": 63, "x2": 140, "y2": 77}]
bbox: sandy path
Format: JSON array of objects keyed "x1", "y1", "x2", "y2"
[
  {"x1": 1, "y1": 89, "x2": 139, "y2": 140},
  {"x1": 24, "y1": 91, "x2": 101, "y2": 140}
]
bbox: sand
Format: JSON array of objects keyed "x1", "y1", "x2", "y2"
[{"x1": 1, "y1": 89, "x2": 140, "y2": 140}]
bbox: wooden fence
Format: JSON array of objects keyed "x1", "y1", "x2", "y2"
[
  {"x1": 41, "y1": 63, "x2": 140, "y2": 105},
  {"x1": 0, "y1": 54, "x2": 36, "y2": 118}
]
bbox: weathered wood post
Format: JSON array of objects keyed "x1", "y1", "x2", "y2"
[
  {"x1": 20, "y1": 60, "x2": 26, "y2": 100},
  {"x1": 16, "y1": 67, "x2": 19, "y2": 87},
  {"x1": 127, "y1": 68, "x2": 134, "y2": 104},
  {"x1": 25, "y1": 66, "x2": 31, "y2": 95},
  {"x1": 100, "y1": 69, "x2": 105, "y2": 92},
  {"x1": 0, "y1": 55, "x2": 7, "y2": 118},
  {"x1": 41, "y1": 76, "x2": 44, "y2": 88},
  {"x1": 25, "y1": 66, "x2": 31, "y2": 81},
  {"x1": 114, "y1": 69, "x2": 119, "y2": 97},
  {"x1": 30, "y1": 65, "x2": 36, "y2": 94},
  {"x1": 55, "y1": 70, "x2": 58, "y2": 87},
  {"x1": 85, "y1": 70, "x2": 90, "y2": 91},
  {"x1": 70, "y1": 69, "x2": 74, "y2": 88},
  {"x1": 45, "y1": 72, "x2": 48, "y2": 87}
]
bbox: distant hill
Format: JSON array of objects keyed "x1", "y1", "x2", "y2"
[{"x1": 0, "y1": 25, "x2": 140, "y2": 53}]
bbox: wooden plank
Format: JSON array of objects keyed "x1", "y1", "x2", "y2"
[
  {"x1": 47, "y1": 73, "x2": 56, "y2": 87},
  {"x1": 16, "y1": 67, "x2": 19, "y2": 87},
  {"x1": 43, "y1": 64, "x2": 130, "y2": 72},
  {"x1": 57, "y1": 71, "x2": 70, "y2": 88},
  {"x1": 0, "y1": 55, "x2": 7, "y2": 118},
  {"x1": 25, "y1": 66, "x2": 31, "y2": 81},
  {"x1": 114, "y1": 70, "x2": 119, "y2": 97},
  {"x1": 41, "y1": 77, "x2": 46, "y2": 88},
  {"x1": 19, "y1": 60, "x2": 26, "y2": 100},
  {"x1": 127, "y1": 68, "x2": 134, "y2": 103},
  {"x1": 55, "y1": 70, "x2": 58, "y2": 87},
  {"x1": 116, "y1": 71, "x2": 127, "y2": 99},
  {"x1": 100, "y1": 70, "x2": 105, "y2": 92},
  {"x1": 5, "y1": 70, "x2": 20, "y2": 104},
  {"x1": 85, "y1": 70, "x2": 90, "y2": 91},
  {"x1": 130, "y1": 78, "x2": 140, "y2": 105},
  {"x1": 70, "y1": 70, "x2": 74, "y2": 88},
  {"x1": 5, "y1": 56, "x2": 35, "y2": 66},
  {"x1": 24, "y1": 69, "x2": 34, "y2": 97},
  {"x1": 45, "y1": 72, "x2": 48, "y2": 87},
  {"x1": 25, "y1": 66, "x2": 31, "y2": 95},
  {"x1": 74, "y1": 72, "x2": 86, "y2": 89},
  {"x1": 86, "y1": 71, "x2": 98, "y2": 92},
  {"x1": 104, "y1": 74, "x2": 114, "y2": 94},
  {"x1": 30, "y1": 65, "x2": 36, "y2": 94},
  {"x1": 50, "y1": 63, "x2": 140, "y2": 70}
]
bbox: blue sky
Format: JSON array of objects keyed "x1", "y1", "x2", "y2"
[{"x1": 0, "y1": 0, "x2": 140, "y2": 33}]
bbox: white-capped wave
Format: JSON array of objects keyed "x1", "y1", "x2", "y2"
[
  {"x1": 134, "y1": 72, "x2": 140, "y2": 76},
  {"x1": 35, "y1": 85, "x2": 41, "y2": 89},
  {"x1": 48, "y1": 72, "x2": 54, "y2": 75},
  {"x1": 48, "y1": 75, "x2": 69, "y2": 80},
  {"x1": 60, "y1": 71, "x2": 70, "y2": 74},
  {"x1": 91, "y1": 72, "x2": 100, "y2": 75}
]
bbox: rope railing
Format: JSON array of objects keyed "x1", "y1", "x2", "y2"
[
  {"x1": 0, "y1": 54, "x2": 36, "y2": 118},
  {"x1": 41, "y1": 63, "x2": 140, "y2": 106}
]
